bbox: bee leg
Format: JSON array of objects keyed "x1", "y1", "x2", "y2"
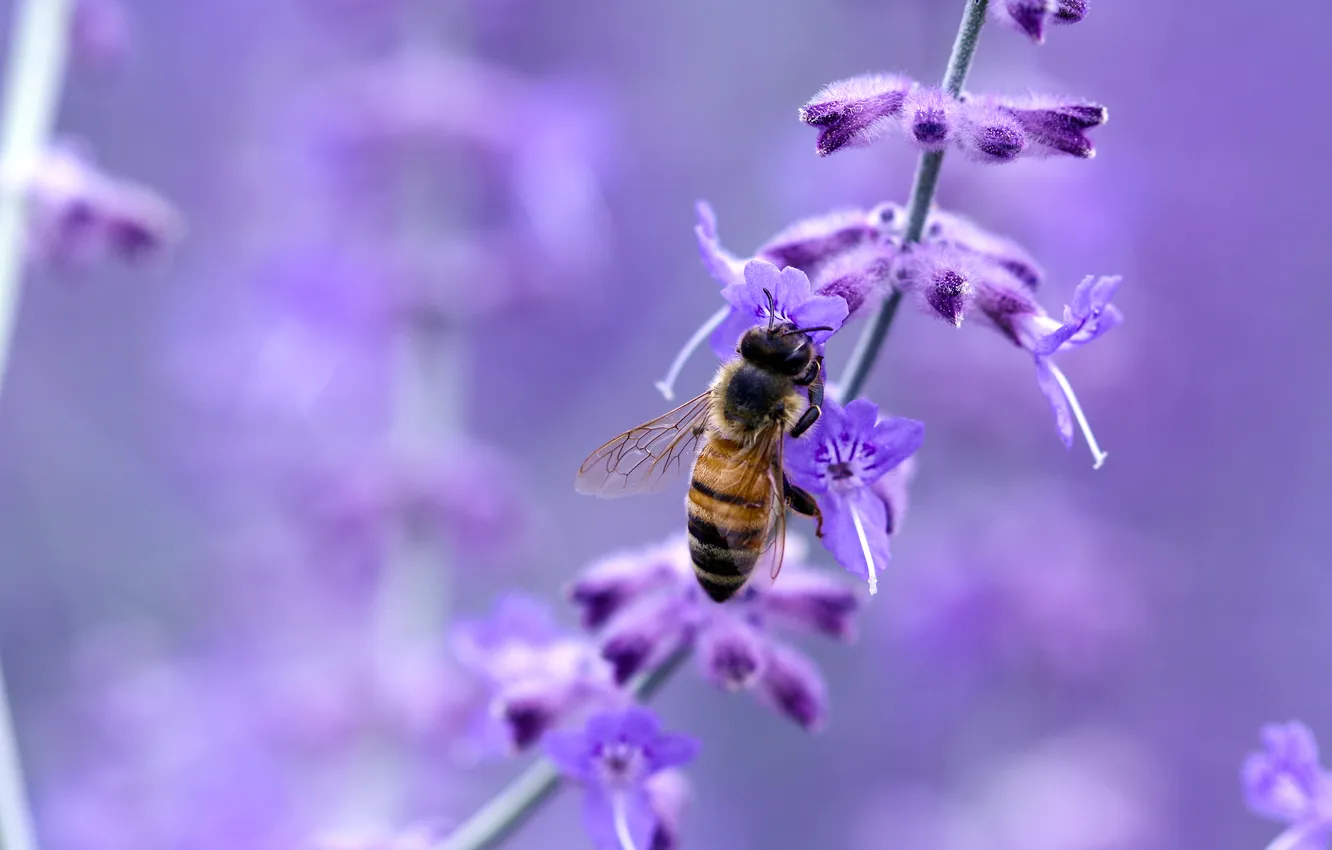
[
  {"x1": 790, "y1": 358, "x2": 824, "y2": 439},
  {"x1": 784, "y1": 476, "x2": 825, "y2": 537}
]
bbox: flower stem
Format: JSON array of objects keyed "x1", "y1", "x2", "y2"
[
  {"x1": 434, "y1": 647, "x2": 691, "y2": 850},
  {"x1": 0, "y1": 2, "x2": 73, "y2": 850},
  {"x1": 836, "y1": 0, "x2": 989, "y2": 402}
]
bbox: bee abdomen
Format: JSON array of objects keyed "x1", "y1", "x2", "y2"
[{"x1": 686, "y1": 507, "x2": 767, "y2": 603}]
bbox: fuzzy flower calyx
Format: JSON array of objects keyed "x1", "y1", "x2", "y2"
[
  {"x1": 545, "y1": 707, "x2": 699, "y2": 850},
  {"x1": 1243, "y1": 722, "x2": 1332, "y2": 850},
  {"x1": 799, "y1": 74, "x2": 912, "y2": 156},
  {"x1": 992, "y1": 0, "x2": 1088, "y2": 43},
  {"x1": 798, "y1": 75, "x2": 1107, "y2": 163},
  {"x1": 785, "y1": 399, "x2": 924, "y2": 594}
]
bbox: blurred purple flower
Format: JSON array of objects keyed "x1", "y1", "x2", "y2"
[
  {"x1": 709, "y1": 260, "x2": 849, "y2": 358},
  {"x1": 18, "y1": 140, "x2": 183, "y2": 268},
  {"x1": 545, "y1": 707, "x2": 699, "y2": 850},
  {"x1": 1243, "y1": 722, "x2": 1332, "y2": 850},
  {"x1": 991, "y1": 0, "x2": 1088, "y2": 43},
  {"x1": 853, "y1": 728, "x2": 1169, "y2": 850},
  {"x1": 892, "y1": 247, "x2": 976, "y2": 326},
  {"x1": 452, "y1": 595, "x2": 619, "y2": 753},
  {"x1": 292, "y1": 439, "x2": 531, "y2": 570},
  {"x1": 884, "y1": 484, "x2": 1144, "y2": 680},
  {"x1": 757, "y1": 207, "x2": 880, "y2": 272},
  {"x1": 784, "y1": 399, "x2": 924, "y2": 594},
  {"x1": 310, "y1": 825, "x2": 438, "y2": 850},
  {"x1": 568, "y1": 534, "x2": 861, "y2": 730},
  {"x1": 799, "y1": 73, "x2": 912, "y2": 155},
  {"x1": 71, "y1": 0, "x2": 132, "y2": 72}
]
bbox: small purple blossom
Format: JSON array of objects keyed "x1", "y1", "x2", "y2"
[
  {"x1": 991, "y1": 0, "x2": 1089, "y2": 42},
  {"x1": 18, "y1": 141, "x2": 183, "y2": 268},
  {"x1": 451, "y1": 595, "x2": 618, "y2": 753},
  {"x1": 1016, "y1": 274, "x2": 1123, "y2": 468},
  {"x1": 901, "y1": 86, "x2": 957, "y2": 151},
  {"x1": 784, "y1": 399, "x2": 925, "y2": 594},
  {"x1": 1243, "y1": 722, "x2": 1332, "y2": 850},
  {"x1": 659, "y1": 203, "x2": 879, "y2": 400},
  {"x1": 962, "y1": 94, "x2": 1108, "y2": 160},
  {"x1": 569, "y1": 534, "x2": 861, "y2": 730},
  {"x1": 799, "y1": 74, "x2": 912, "y2": 156},
  {"x1": 545, "y1": 707, "x2": 699, "y2": 850},
  {"x1": 708, "y1": 260, "x2": 849, "y2": 360},
  {"x1": 893, "y1": 248, "x2": 975, "y2": 326}
]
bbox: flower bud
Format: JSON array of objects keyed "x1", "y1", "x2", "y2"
[
  {"x1": 900, "y1": 86, "x2": 958, "y2": 151},
  {"x1": 696, "y1": 616, "x2": 768, "y2": 690},
  {"x1": 799, "y1": 74, "x2": 913, "y2": 156},
  {"x1": 757, "y1": 644, "x2": 828, "y2": 731},
  {"x1": 756, "y1": 208, "x2": 876, "y2": 272}
]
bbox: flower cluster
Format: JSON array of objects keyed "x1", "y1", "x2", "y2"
[
  {"x1": 1243, "y1": 722, "x2": 1332, "y2": 850},
  {"x1": 799, "y1": 73, "x2": 1107, "y2": 161},
  {"x1": 668, "y1": 199, "x2": 1121, "y2": 467},
  {"x1": 567, "y1": 534, "x2": 864, "y2": 731}
]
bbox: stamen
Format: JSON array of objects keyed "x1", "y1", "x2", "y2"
[
  {"x1": 1045, "y1": 360, "x2": 1109, "y2": 469},
  {"x1": 611, "y1": 791, "x2": 639, "y2": 850},
  {"x1": 849, "y1": 501, "x2": 878, "y2": 595},
  {"x1": 654, "y1": 304, "x2": 730, "y2": 401}
]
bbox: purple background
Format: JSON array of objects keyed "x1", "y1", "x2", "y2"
[{"x1": 0, "y1": 1, "x2": 1328, "y2": 848}]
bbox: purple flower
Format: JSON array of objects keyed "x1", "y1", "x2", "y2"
[
  {"x1": 785, "y1": 399, "x2": 924, "y2": 594},
  {"x1": 451, "y1": 595, "x2": 618, "y2": 753},
  {"x1": 922, "y1": 209, "x2": 1044, "y2": 290},
  {"x1": 545, "y1": 707, "x2": 699, "y2": 850},
  {"x1": 799, "y1": 74, "x2": 913, "y2": 155},
  {"x1": 708, "y1": 260, "x2": 849, "y2": 360},
  {"x1": 1020, "y1": 275, "x2": 1122, "y2": 468},
  {"x1": 71, "y1": 0, "x2": 132, "y2": 72},
  {"x1": 991, "y1": 0, "x2": 1088, "y2": 42},
  {"x1": 957, "y1": 103, "x2": 1028, "y2": 162},
  {"x1": 892, "y1": 248, "x2": 975, "y2": 326},
  {"x1": 20, "y1": 141, "x2": 183, "y2": 268},
  {"x1": 659, "y1": 203, "x2": 871, "y2": 399},
  {"x1": 1243, "y1": 722, "x2": 1332, "y2": 850},
  {"x1": 901, "y1": 86, "x2": 958, "y2": 151},
  {"x1": 756, "y1": 207, "x2": 879, "y2": 272},
  {"x1": 569, "y1": 534, "x2": 861, "y2": 730},
  {"x1": 962, "y1": 94, "x2": 1108, "y2": 160}
]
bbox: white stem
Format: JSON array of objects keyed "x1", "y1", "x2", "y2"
[
  {"x1": 1044, "y1": 359, "x2": 1108, "y2": 470},
  {"x1": 0, "y1": 3, "x2": 73, "y2": 850},
  {"x1": 611, "y1": 792, "x2": 639, "y2": 850},
  {"x1": 848, "y1": 500, "x2": 878, "y2": 596},
  {"x1": 654, "y1": 305, "x2": 729, "y2": 401}
]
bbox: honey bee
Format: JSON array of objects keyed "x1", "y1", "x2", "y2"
[{"x1": 576, "y1": 290, "x2": 829, "y2": 602}]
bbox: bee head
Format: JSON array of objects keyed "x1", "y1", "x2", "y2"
[
  {"x1": 738, "y1": 324, "x2": 814, "y2": 376},
  {"x1": 738, "y1": 289, "x2": 834, "y2": 375}
]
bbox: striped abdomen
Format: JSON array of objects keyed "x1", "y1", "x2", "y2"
[{"x1": 686, "y1": 436, "x2": 773, "y2": 602}]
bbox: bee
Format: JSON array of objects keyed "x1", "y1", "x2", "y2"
[{"x1": 576, "y1": 290, "x2": 829, "y2": 602}]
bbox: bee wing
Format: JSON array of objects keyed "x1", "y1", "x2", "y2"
[{"x1": 575, "y1": 390, "x2": 712, "y2": 498}]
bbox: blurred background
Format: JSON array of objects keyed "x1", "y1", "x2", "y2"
[{"x1": 0, "y1": 0, "x2": 1327, "y2": 848}]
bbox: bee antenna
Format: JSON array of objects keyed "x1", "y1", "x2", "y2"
[
  {"x1": 763, "y1": 288, "x2": 776, "y2": 331},
  {"x1": 781, "y1": 325, "x2": 835, "y2": 337}
]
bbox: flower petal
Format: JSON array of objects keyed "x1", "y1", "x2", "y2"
[
  {"x1": 1034, "y1": 356, "x2": 1075, "y2": 448},
  {"x1": 819, "y1": 489, "x2": 891, "y2": 583},
  {"x1": 545, "y1": 728, "x2": 594, "y2": 780},
  {"x1": 645, "y1": 732, "x2": 700, "y2": 772}
]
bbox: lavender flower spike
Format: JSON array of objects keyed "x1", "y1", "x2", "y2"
[
  {"x1": 545, "y1": 707, "x2": 699, "y2": 850},
  {"x1": 784, "y1": 399, "x2": 925, "y2": 594},
  {"x1": 1242, "y1": 721, "x2": 1332, "y2": 850},
  {"x1": 799, "y1": 74, "x2": 913, "y2": 156}
]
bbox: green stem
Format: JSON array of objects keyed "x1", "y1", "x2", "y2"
[
  {"x1": 836, "y1": 0, "x2": 989, "y2": 403},
  {"x1": 434, "y1": 648, "x2": 690, "y2": 850},
  {"x1": 0, "y1": 3, "x2": 73, "y2": 850}
]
